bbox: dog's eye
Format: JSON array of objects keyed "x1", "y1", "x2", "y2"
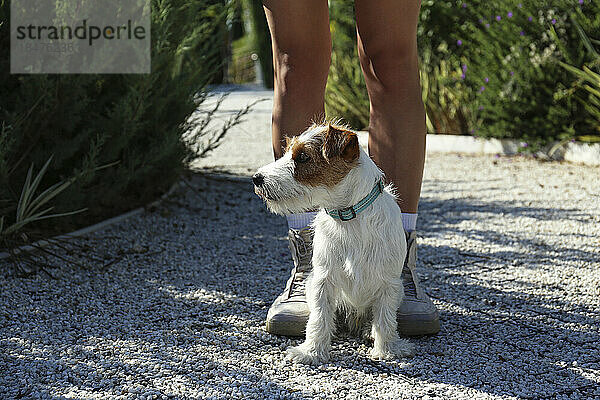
[{"x1": 296, "y1": 152, "x2": 310, "y2": 163}]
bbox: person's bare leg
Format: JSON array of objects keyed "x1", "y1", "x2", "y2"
[
  {"x1": 263, "y1": 0, "x2": 331, "y2": 159},
  {"x1": 262, "y1": 0, "x2": 331, "y2": 337},
  {"x1": 355, "y1": 0, "x2": 425, "y2": 213},
  {"x1": 355, "y1": 0, "x2": 439, "y2": 336}
]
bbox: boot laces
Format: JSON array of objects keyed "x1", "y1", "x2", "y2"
[
  {"x1": 288, "y1": 271, "x2": 307, "y2": 298},
  {"x1": 289, "y1": 229, "x2": 312, "y2": 273},
  {"x1": 402, "y1": 237, "x2": 418, "y2": 297},
  {"x1": 287, "y1": 229, "x2": 313, "y2": 299},
  {"x1": 402, "y1": 266, "x2": 418, "y2": 297}
]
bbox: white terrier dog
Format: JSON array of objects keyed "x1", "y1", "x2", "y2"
[{"x1": 253, "y1": 123, "x2": 415, "y2": 364}]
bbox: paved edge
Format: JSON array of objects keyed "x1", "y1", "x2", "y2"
[
  {"x1": 0, "y1": 181, "x2": 182, "y2": 261},
  {"x1": 401, "y1": 133, "x2": 599, "y2": 166}
]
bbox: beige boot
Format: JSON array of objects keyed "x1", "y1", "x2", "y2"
[
  {"x1": 265, "y1": 227, "x2": 312, "y2": 336},
  {"x1": 397, "y1": 231, "x2": 440, "y2": 336}
]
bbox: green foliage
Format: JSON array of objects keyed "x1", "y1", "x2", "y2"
[
  {"x1": 325, "y1": 0, "x2": 369, "y2": 130},
  {"x1": 563, "y1": 64, "x2": 600, "y2": 132},
  {"x1": 229, "y1": 34, "x2": 257, "y2": 84},
  {"x1": 324, "y1": 0, "x2": 600, "y2": 146},
  {"x1": 420, "y1": 45, "x2": 476, "y2": 135},
  {"x1": 244, "y1": 0, "x2": 273, "y2": 88},
  {"x1": 0, "y1": 156, "x2": 86, "y2": 238},
  {"x1": 458, "y1": 0, "x2": 600, "y2": 148},
  {"x1": 559, "y1": 16, "x2": 600, "y2": 135},
  {"x1": 0, "y1": 0, "x2": 233, "y2": 243},
  {"x1": 418, "y1": 1, "x2": 478, "y2": 134}
]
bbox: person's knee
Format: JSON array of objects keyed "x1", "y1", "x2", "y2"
[
  {"x1": 359, "y1": 40, "x2": 418, "y2": 94},
  {"x1": 274, "y1": 50, "x2": 331, "y2": 96}
]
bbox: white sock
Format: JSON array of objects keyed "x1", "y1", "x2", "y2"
[
  {"x1": 286, "y1": 211, "x2": 318, "y2": 230},
  {"x1": 401, "y1": 213, "x2": 418, "y2": 232}
]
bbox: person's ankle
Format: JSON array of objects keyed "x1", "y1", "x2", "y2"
[
  {"x1": 286, "y1": 211, "x2": 318, "y2": 231},
  {"x1": 401, "y1": 212, "x2": 418, "y2": 232}
]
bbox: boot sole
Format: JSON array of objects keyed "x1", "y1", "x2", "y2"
[
  {"x1": 266, "y1": 318, "x2": 439, "y2": 337},
  {"x1": 265, "y1": 319, "x2": 306, "y2": 337},
  {"x1": 397, "y1": 318, "x2": 440, "y2": 336}
]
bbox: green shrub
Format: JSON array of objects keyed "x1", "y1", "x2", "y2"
[
  {"x1": 561, "y1": 59, "x2": 600, "y2": 135},
  {"x1": 244, "y1": 0, "x2": 273, "y2": 89},
  {"x1": 458, "y1": 0, "x2": 600, "y2": 148},
  {"x1": 325, "y1": 0, "x2": 369, "y2": 130},
  {"x1": 418, "y1": 1, "x2": 478, "y2": 134},
  {"x1": 0, "y1": 0, "x2": 232, "y2": 243},
  {"x1": 229, "y1": 34, "x2": 257, "y2": 84},
  {"x1": 558, "y1": 11, "x2": 600, "y2": 137},
  {"x1": 420, "y1": 45, "x2": 477, "y2": 135}
]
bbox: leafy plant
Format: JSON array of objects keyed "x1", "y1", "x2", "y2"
[
  {"x1": 0, "y1": 156, "x2": 85, "y2": 275},
  {"x1": 326, "y1": 50, "x2": 370, "y2": 130},
  {"x1": 420, "y1": 46, "x2": 476, "y2": 134},
  {"x1": 562, "y1": 64, "x2": 600, "y2": 133},
  {"x1": 457, "y1": 0, "x2": 600, "y2": 149},
  {"x1": 1, "y1": 157, "x2": 84, "y2": 238},
  {"x1": 559, "y1": 16, "x2": 600, "y2": 136},
  {"x1": 324, "y1": 1, "x2": 366, "y2": 129},
  {"x1": 244, "y1": 0, "x2": 273, "y2": 88},
  {"x1": 0, "y1": 0, "x2": 237, "y2": 244}
]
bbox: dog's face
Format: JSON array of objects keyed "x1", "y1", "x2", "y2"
[{"x1": 253, "y1": 123, "x2": 360, "y2": 214}]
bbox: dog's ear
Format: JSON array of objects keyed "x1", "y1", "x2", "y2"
[{"x1": 323, "y1": 124, "x2": 359, "y2": 162}]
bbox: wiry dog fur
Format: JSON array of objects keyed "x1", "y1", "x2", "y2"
[{"x1": 254, "y1": 123, "x2": 415, "y2": 364}]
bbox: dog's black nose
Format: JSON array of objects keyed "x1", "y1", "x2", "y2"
[{"x1": 252, "y1": 173, "x2": 264, "y2": 187}]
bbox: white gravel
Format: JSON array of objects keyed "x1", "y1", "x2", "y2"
[{"x1": 1, "y1": 87, "x2": 599, "y2": 399}]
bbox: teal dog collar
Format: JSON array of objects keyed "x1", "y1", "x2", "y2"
[{"x1": 326, "y1": 179, "x2": 385, "y2": 221}]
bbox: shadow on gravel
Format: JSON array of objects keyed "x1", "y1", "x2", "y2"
[
  {"x1": 160, "y1": 175, "x2": 599, "y2": 399},
  {"x1": 421, "y1": 199, "x2": 593, "y2": 226},
  {"x1": 410, "y1": 193, "x2": 600, "y2": 398},
  {"x1": 2, "y1": 173, "x2": 598, "y2": 399},
  {"x1": 413, "y1": 270, "x2": 600, "y2": 398}
]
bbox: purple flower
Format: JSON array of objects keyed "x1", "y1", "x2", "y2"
[
  {"x1": 485, "y1": 23, "x2": 490, "y2": 28},
  {"x1": 528, "y1": 16, "x2": 533, "y2": 21},
  {"x1": 462, "y1": 3, "x2": 467, "y2": 8},
  {"x1": 470, "y1": 129, "x2": 475, "y2": 134},
  {"x1": 479, "y1": 86, "x2": 485, "y2": 92},
  {"x1": 578, "y1": 0, "x2": 583, "y2": 4},
  {"x1": 507, "y1": 12, "x2": 513, "y2": 18},
  {"x1": 496, "y1": 15, "x2": 502, "y2": 21},
  {"x1": 479, "y1": 18, "x2": 484, "y2": 23},
  {"x1": 462, "y1": 64, "x2": 468, "y2": 72},
  {"x1": 484, "y1": 77, "x2": 489, "y2": 83},
  {"x1": 457, "y1": 39, "x2": 463, "y2": 46},
  {"x1": 519, "y1": 142, "x2": 528, "y2": 147},
  {"x1": 520, "y1": 31, "x2": 525, "y2": 36},
  {"x1": 551, "y1": 18, "x2": 556, "y2": 25},
  {"x1": 571, "y1": 138, "x2": 576, "y2": 142},
  {"x1": 510, "y1": 71, "x2": 515, "y2": 76},
  {"x1": 518, "y1": 3, "x2": 522, "y2": 8},
  {"x1": 461, "y1": 73, "x2": 466, "y2": 80}
]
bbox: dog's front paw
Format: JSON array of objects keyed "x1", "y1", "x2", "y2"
[
  {"x1": 390, "y1": 338, "x2": 416, "y2": 358},
  {"x1": 371, "y1": 339, "x2": 416, "y2": 361},
  {"x1": 286, "y1": 343, "x2": 329, "y2": 365}
]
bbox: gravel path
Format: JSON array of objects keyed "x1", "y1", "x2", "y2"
[{"x1": 1, "y1": 87, "x2": 599, "y2": 399}]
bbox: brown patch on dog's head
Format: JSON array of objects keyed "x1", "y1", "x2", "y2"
[{"x1": 288, "y1": 124, "x2": 360, "y2": 187}]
